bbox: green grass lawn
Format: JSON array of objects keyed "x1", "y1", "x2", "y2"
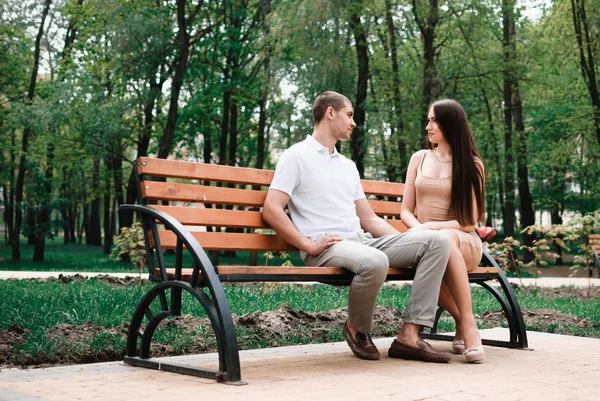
[
  {"x1": 2, "y1": 238, "x2": 598, "y2": 367},
  {"x1": 0, "y1": 240, "x2": 304, "y2": 272},
  {"x1": 1, "y1": 277, "x2": 599, "y2": 366}
]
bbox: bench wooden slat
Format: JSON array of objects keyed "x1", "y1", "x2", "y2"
[
  {"x1": 369, "y1": 199, "x2": 401, "y2": 216},
  {"x1": 158, "y1": 231, "x2": 296, "y2": 251},
  {"x1": 151, "y1": 205, "x2": 405, "y2": 230},
  {"x1": 150, "y1": 205, "x2": 268, "y2": 228},
  {"x1": 138, "y1": 157, "x2": 274, "y2": 186},
  {"x1": 142, "y1": 182, "x2": 402, "y2": 217},
  {"x1": 360, "y1": 180, "x2": 404, "y2": 197},
  {"x1": 141, "y1": 181, "x2": 267, "y2": 206},
  {"x1": 385, "y1": 219, "x2": 409, "y2": 231},
  {"x1": 152, "y1": 205, "x2": 406, "y2": 231},
  {"x1": 138, "y1": 158, "x2": 405, "y2": 197}
]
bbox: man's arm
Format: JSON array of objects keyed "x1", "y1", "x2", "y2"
[
  {"x1": 355, "y1": 198, "x2": 400, "y2": 238},
  {"x1": 262, "y1": 189, "x2": 342, "y2": 256}
]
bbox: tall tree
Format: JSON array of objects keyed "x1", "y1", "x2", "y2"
[
  {"x1": 157, "y1": 0, "x2": 210, "y2": 159},
  {"x1": 412, "y1": 0, "x2": 440, "y2": 148},
  {"x1": 570, "y1": 0, "x2": 600, "y2": 145},
  {"x1": 501, "y1": 0, "x2": 516, "y2": 239},
  {"x1": 349, "y1": 2, "x2": 370, "y2": 177},
  {"x1": 11, "y1": 0, "x2": 52, "y2": 261},
  {"x1": 383, "y1": 0, "x2": 408, "y2": 182}
]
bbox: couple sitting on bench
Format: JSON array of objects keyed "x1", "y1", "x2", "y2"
[{"x1": 262, "y1": 91, "x2": 486, "y2": 364}]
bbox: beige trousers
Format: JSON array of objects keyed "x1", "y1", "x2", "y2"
[{"x1": 302, "y1": 231, "x2": 450, "y2": 334}]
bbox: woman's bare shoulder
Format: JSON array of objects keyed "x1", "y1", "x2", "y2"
[{"x1": 410, "y1": 149, "x2": 428, "y2": 160}]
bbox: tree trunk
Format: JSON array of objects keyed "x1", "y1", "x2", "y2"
[
  {"x1": 103, "y1": 156, "x2": 113, "y2": 254},
  {"x1": 384, "y1": 0, "x2": 407, "y2": 182},
  {"x1": 121, "y1": 79, "x2": 162, "y2": 228},
  {"x1": 412, "y1": 0, "x2": 439, "y2": 148},
  {"x1": 5, "y1": 130, "x2": 16, "y2": 245},
  {"x1": 502, "y1": 0, "x2": 516, "y2": 239},
  {"x1": 219, "y1": 87, "x2": 231, "y2": 165},
  {"x1": 550, "y1": 205, "x2": 564, "y2": 264},
  {"x1": 157, "y1": 0, "x2": 190, "y2": 160},
  {"x1": 11, "y1": 0, "x2": 52, "y2": 261},
  {"x1": 2, "y1": 184, "x2": 9, "y2": 244},
  {"x1": 570, "y1": 0, "x2": 600, "y2": 144},
  {"x1": 87, "y1": 160, "x2": 102, "y2": 246},
  {"x1": 33, "y1": 142, "x2": 55, "y2": 261},
  {"x1": 68, "y1": 201, "x2": 76, "y2": 243},
  {"x1": 513, "y1": 82, "x2": 535, "y2": 262},
  {"x1": 112, "y1": 151, "x2": 123, "y2": 230},
  {"x1": 228, "y1": 102, "x2": 238, "y2": 166},
  {"x1": 80, "y1": 204, "x2": 87, "y2": 244},
  {"x1": 349, "y1": 11, "x2": 369, "y2": 178},
  {"x1": 481, "y1": 85, "x2": 505, "y2": 225}
]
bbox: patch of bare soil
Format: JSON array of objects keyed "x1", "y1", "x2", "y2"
[
  {"x1": 516, "y1": 285, "x2": 600, "y2": 300},
  {"x1": 0, "y1": 278, "x2": 598, "y2": 369}
]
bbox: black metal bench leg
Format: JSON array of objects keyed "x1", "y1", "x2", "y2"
[
  {"x1": 121, "y1": 204, "x2": 244, "y2": 383},
  {"x1": 493, "y1": 268, "x2": 529, "y2": 348},
  {"x1": 125, "y1": 281, "x2": 244, "y2": 384}
]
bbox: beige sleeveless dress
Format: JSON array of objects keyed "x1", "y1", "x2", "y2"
[{"x1": 415, "y1": 151, "x2": 482, "y2": 271}]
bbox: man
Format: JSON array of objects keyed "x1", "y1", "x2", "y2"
[{"x1": 262, "y1": 91, "x2": 451, "y2": 362}]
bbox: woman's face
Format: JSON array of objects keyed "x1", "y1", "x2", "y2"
[{"x1": 426, "y1": 108, "x2": 446, "y2": 145}]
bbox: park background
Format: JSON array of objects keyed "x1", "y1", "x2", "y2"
[{"x1": 1, "y1": 0, "x2": 599, "y2": 267}]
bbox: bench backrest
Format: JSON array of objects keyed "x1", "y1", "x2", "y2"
[
  {"x1": 134, "y1": 157, "x2": 407, "y2": 252},
  {"x1": 590, "y1": 234, "x2": 600, "y2": 253}
]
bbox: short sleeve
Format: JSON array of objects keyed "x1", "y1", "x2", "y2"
[
  {"x1": 352, "y1": 164, "x2": 366, "y2": 201},
  {"x1": 269, "y1": 149, "x2": 300, "y2": 196}
]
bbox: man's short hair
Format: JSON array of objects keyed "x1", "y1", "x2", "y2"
[{"x1": 313, "y1": 91, "x2": 351, "y2": 124}]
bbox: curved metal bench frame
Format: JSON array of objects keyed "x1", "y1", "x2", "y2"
[
  {"x1": 421, "y1": 249, "x2": 528, "y2": 349},
  {"x1": 593, "y1": 245, "x2": 600, "y2": 277},
  {"x1": 121, "y1": 205, "x2": 243, "y2": 384}
]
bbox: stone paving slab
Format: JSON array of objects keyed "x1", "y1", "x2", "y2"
[{"x1": 1, "y1": 328, "x2": 599, "y2": 400}]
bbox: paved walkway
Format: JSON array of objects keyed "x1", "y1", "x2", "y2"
[
  {"x1": 1, "y1": 328, "x2": 599, "y2": 400},
  {"x1": 2, "y1": 270, "x2": 599, "y2": 288},
  {"x1": 1, "y1": 272, "x2": 599, "y2": 400}
]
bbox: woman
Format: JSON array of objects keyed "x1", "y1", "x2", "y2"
[{"x1": 401, "y1": 99, "x2": 485, "y2": 363}]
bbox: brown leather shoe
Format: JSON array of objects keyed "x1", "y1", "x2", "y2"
[
  {"x1": 342, "y1": 323, "x2": 380, "y2": 360},
  {"x1": 388, "y1": 339, "x2": 451, "y2": 363}
]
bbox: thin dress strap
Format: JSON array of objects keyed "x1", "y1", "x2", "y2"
[{"x1": 418, "y1": 150, "x2": 427, "y2": 173}]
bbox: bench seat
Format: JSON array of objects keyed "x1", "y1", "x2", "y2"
[{"x1": 155, "y1": 266, "x2": 500, "y2": 283}]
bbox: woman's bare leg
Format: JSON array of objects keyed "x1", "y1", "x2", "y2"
[
  {"x1": 438, "y1": 281, "x2": 462, "y2": 340},
  {"x1": 441, "y1": 244, "x2": 481, "y2": 350},
  {"x1": 437, "y1": 229, "x2": 481, "y2": 351}
]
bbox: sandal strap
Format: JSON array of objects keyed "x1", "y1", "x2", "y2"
[{"x1": 463, "y1": 347, "x2": 482, "y2": 354}]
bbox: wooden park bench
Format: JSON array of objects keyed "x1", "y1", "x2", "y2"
[
  {"x1": 589, "y1": 234, "x2": 600, "y2": 277},
  {"x1": 121, "y1": 157, "x2": 528, "y2": 384}
]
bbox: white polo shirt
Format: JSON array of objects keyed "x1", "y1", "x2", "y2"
[{"x1": 269, "y1": 135, "x2": 365, "y2": 240}]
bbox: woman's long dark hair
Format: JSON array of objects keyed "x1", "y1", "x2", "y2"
[{"x1": 429, "y1": 99, "x2": 485, "y2": 226}]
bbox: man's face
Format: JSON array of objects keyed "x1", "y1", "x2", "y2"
[{"x1": 331, "y1": 102, "x2": 356, "y2": 141}]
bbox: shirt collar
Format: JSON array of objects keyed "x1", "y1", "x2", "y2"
[{"x1": 305, "y1": 135, "x2": 339, "y2": 156}]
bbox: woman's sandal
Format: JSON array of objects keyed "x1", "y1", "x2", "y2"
[
  {"x1": 452, "y1": 340, "x2": 465, "y2": 354},
  {"x1": 463, "y1": 346, "x2": 485, "y2": 363}
]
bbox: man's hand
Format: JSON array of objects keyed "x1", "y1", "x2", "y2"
[{"x1": 305, "y1": 234, "x2": 343, "y2": 256}]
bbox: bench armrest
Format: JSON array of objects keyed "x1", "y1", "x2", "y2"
[{"x1": 119, "y1": 204, "x2": 219, "y2": 286}]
